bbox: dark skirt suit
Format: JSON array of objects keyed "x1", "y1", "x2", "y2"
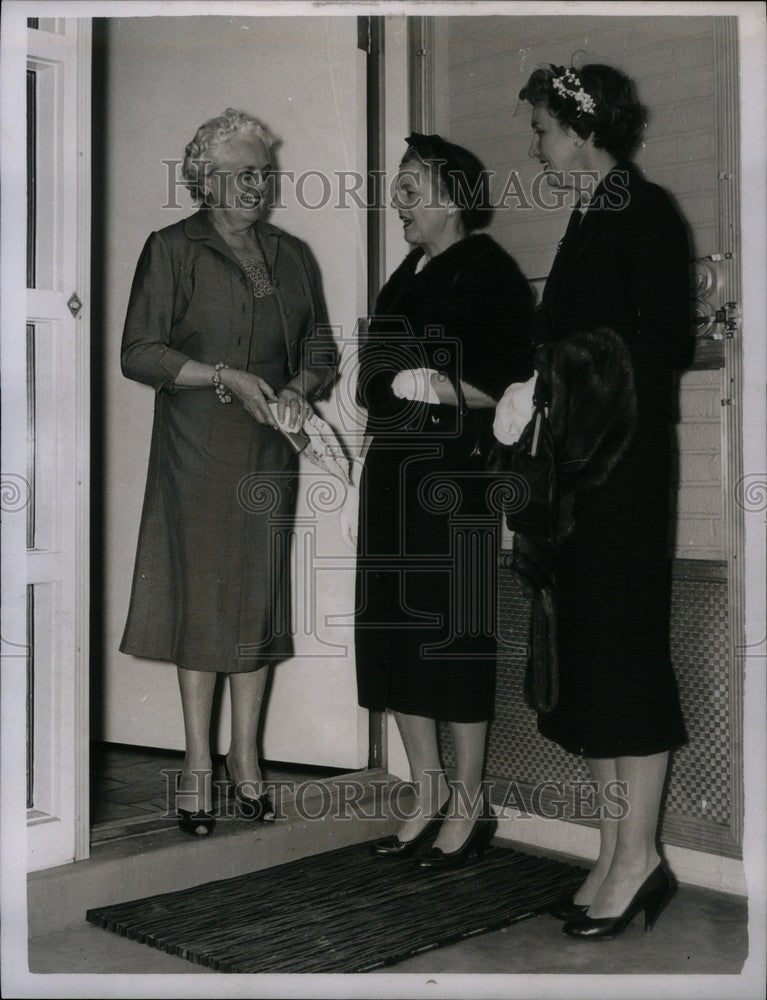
[
  {"x1": 120, "y1": 209, "x2": 335, "y2": 673},
  {"x1": 355, "y1": 234, "x2": 534, "y2": 723},
  {"x1": 537, "y1": 164, "x2": 692, "y2": 757}
]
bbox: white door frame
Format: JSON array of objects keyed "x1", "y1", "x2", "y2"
[{"x1": 1, "y1": 14, "x2": 91, "y2": 872}]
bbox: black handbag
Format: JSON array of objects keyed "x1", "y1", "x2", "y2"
[
  {"x1": 488, "y1": 374, "x2": 558, "y2": 541},
  {"x1": 440, "y1": 377, "x2": 495, "y2": 467},
  {"x1": 489, "y1": 375, "x2": 560, "y2": 715},
  {"x1": 525, "y1": 580, "x2": 559, "y2": 714}
]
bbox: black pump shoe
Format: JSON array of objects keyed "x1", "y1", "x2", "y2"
[
  {"x1": 371, "y1": 801, "x2": 449, "y2": 857},
  {"x1": 225, "y1": 758, "x2": 276, "y2": 822},
  {"x1": 416, "y1": 811, "x2": 497, "y2": 870},
  {"x1": 563, "y1": 865, "x2": 674, "y2": 940},
  {"x1": 546, "y1": 895, "x2": 589, "y2": 921},
  {"x1": 177, "y1": 808, "x2": 215, "y2": 837}
]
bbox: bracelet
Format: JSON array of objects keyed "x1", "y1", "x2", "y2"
[{"x1": 212, "y1": 362, "x2": 232, "y2": 404}]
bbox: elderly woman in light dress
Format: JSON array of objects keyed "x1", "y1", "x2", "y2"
[{"x1": 121, "y1": 108, "x2": 335, "y2": 835}]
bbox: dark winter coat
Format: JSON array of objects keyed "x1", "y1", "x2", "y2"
[
  {"x1": 355, "y1": 234, "x2": 534, "y2": 723},
  {"x1": 532, "y1": 162, "x2": 693, "y2": 757}
]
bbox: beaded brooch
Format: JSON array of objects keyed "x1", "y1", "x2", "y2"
[{"x1": 239, "y1": 257, "x2": 275, "y2": 297}]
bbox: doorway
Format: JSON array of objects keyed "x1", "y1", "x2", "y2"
[
  {"x1": 88, "y1": 13, "x2": 374, "y2": 843},
  {"x1": 23, "y1": 17, "x2": 91, "y2": 872}
]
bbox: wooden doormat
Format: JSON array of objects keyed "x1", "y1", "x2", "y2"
[{"x1": 87, "y1": 841, "x2": 585, "y2": 973}]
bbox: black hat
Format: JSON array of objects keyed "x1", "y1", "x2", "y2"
[{"x1": 404, "y1": 132, "x2": 493, "y2": 230}]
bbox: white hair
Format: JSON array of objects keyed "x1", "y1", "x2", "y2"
[{"x1": 182, "y1": 108, "x2": 277, "y2": 201}]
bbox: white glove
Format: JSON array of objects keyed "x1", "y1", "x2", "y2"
[
  {"x1": 391, "y1": 368, "x2": 440, "y2": 405},
  {"x1": 338, "y1": 459, "x2": 364, "y2": 552},
  {"x1": 493, "y1": 376, "x2": 536, "y2": 445},
  {"x1": 268, "y1": 400, "x2": 306, "y2": 435}
]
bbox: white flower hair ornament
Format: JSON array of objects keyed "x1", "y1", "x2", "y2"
[{"x1": 551, "y1": 68, "x2": 597, "y2": 117}]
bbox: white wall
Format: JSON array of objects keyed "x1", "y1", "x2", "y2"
[{"x1": 96, "y1": 14, "x2": 369, "y2": 767}]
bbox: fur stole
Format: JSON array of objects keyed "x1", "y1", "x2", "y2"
[{"x1": 534, "y1": 326, "x2": 637, "y2": 496}]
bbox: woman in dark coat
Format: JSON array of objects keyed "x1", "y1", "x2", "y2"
[
  {"x1": 508, "y1": 64, "x2": 692, "y2": 937},
  {"x1": 352, "y1": 134, "x2": 533, "y2": 866},
  {"x1": 121, "y1": 108, "x2": 335, "y2": 834}
]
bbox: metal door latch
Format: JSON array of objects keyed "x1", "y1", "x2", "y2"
[{"x1": 714, "y1": 301, "x2": 739, "y2": 337}]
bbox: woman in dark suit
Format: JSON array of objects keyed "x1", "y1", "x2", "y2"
[
  {"x1": 352, "y1": 134, "x2": 533, "y2": 866},
  {"x1": 121, "y1": 108, "x2": 335, "y2": 835},
  {"x1": 508, "y1": 64, "x2": 692, "y2": 937}
]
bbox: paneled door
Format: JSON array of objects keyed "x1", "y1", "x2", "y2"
[{"x1": 23, "y1": 18, "x2": 91, "y2": 871}]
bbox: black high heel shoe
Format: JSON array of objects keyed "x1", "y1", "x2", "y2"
[
  {"x1": 176, "y1": 770, "x2": 215, "y2": 836},
  {"x1": 563, "y1": 864, "x2": 674, "y2": 940},
  {"x1": 546, "y1": 895, "x2": 589, "y2": 921},
  {"x1": 224, "y1": 758, "x2": 276, "y2": 822},
  {"x1": 416, "y1": 808, "x2": 498, "y2": 870},
  {"x1": 370, "y1": 800, "x2": 449, "y2": 857},
  {"x1": 177, "y1": 808, "x2": 215, "y2": 837}
]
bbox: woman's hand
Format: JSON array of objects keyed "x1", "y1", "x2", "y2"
[
  {"x1": 274, "y1": 385, "x2": 311, "y2": 433},
  {"x1": 221, "y1": 370, "x2": 278, "y2": 425}
]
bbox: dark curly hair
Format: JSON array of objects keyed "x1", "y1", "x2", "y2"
[{"x1": 519, "y1": 63, "x2": 646, "y2": 162}]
